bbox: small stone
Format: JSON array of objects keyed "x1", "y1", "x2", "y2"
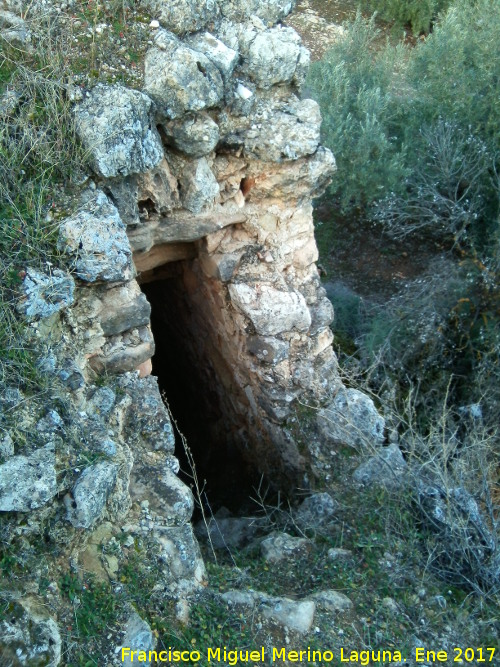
[
  {"x1": 149, "y1": 19, "x2": 160, "y2": 28},
  {"x1": 260, "y1": 532, "x2": 311, "y2": 563},
  {"x1": 327, "y1": 548, "x2": 353, "y2": 561},
  {"x1": 310, "y1": 590, "x2": 353, "y2": 613},
  {"x1": 382, "y1": 597, "x2": 399, "y2": 613}
]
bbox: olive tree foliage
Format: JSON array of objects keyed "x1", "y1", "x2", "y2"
[
  {"x1": 308, "y1": 0, "x2": 500, "y2": 418},
  {"x1": 362, "y1": 0, "x2": 453, "y2": 35},
  {"x1": 306, "y1": 12, "x2": 409, "y2": 211},
  {"x1": 307, "y1": 0, "x2": 500, "y2": 244}
]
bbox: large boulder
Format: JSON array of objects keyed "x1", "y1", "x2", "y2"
[
  {"x1": 144, "y1": 30, "x2": 224, "y2": 119},
  {"x1": 75, "y1": 84, "x2": 163, "y2": 178}
]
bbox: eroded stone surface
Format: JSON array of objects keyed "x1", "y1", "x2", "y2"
[
  {"x1": 145, "y1": 30, "x2": 224, "y2": 119},
  {"x1": 18, "y1": 268, "x2": 75, "y2": 321},
  {"x1": 0, "y1": 601, "x2": 61, "y2": 667},
  {"x1": 0, "y1": 443, "x2": 57, "y2": 512},
  {"x1": 67, "y1": 461, "x2": 118, "y2": 529},
  {"x1": 229, "y1": 284, "x2": 311, "y2": 335},
  {"x1": 317, "y1": 388, "x2": 385, "y2": 449},
  {"x1": 75, "y1": 84, "x2": 163, "y2": 178},
  {"x1": 58, "y1": 190, "x2": 134, "y2": 283}
]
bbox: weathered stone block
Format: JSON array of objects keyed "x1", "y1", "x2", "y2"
[
  {"x1": 240, "y1": 26, "x2": 303, "y2": 89},
  {"x1": 162, "y1": 112, "x2": 220, "y2": 157},
  {"x1": 67, "y1": 461, "x2": 118, "y2": 529},
  {"x1": 247, "y1": 336, "x2": 289, "y2": 364},
  {"x1": 168, "y1": 155, "x2": 220, "y2": 213},
  {"x1": 229, "y1": 283, "x2": 311, "y2": 335},
  {"x1": 18, "y1": 268, "x2": 75, "y2": 321},
  {"x1": 0, "y1": 443, "x2": 57, "y2": 512},
  {"x1": 58, "y1": 191, "x2": 134, "y2": 283},
  {"x1": 185, "y1": 32, "x2": 238, "y2": 83},
  {"x1": 144, "y1": 31, "x2": 224, "y2": 119},
  {"x1": 317, "y1": 388, "x2": 385, "y2": 449},
  {"x1": 75, "y1": 84, "x2": 163, "y2": 178}
]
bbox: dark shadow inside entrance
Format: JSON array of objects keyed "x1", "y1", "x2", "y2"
[{"x1": 140, "y1": 269, "x2": 262, "y2": 517}]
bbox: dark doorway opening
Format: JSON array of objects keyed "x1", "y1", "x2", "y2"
[{"x1": 140, "y1": 266, "x2": 262, "y2": 517}]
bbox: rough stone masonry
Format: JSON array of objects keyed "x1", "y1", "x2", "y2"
[{"x1": 63, "y1": 0, "x2": 340, "y2": 487}]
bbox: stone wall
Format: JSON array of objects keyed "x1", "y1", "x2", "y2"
[
  {"x1": 1, "y1": 2, "x2": 341, "y2": 651},
  {"x1": 62, "y1": 0, "x2": 339, "y2": 488}
]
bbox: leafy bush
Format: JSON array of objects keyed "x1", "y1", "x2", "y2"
[
  {"x1": 374, "y1": 120, "x2": 494, "y2": 243},
  {"x1": 307, "y1": 12, "x2": 408, "y2": 211},
  {"x1": 362, "y1": 0, "x2": 453, "y2": 35}
]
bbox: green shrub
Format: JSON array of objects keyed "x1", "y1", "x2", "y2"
[
  {"x1": 362, "y1": 0, "x2": 453, "y2": 35},
  {"x1": 307, "y1": 12, "x2": 409, "y2": 211}
]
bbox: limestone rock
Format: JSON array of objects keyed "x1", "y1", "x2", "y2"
[
  {"x1": 168, "y1": 154, "x2": 220, "y2": 213},
  {"x1": 118, "y1": 374, "x2": 175, "y2": 452},
  {"x1": 220, "y1": 96, "x2": 321, "y2": 162},
  {"x1": 88, "y1": 325, "x2": 155, "y2": 374},
  {"x1": 58, "y1": 190, "x2": 134, "y2": 283},
  {"x1": 121, "y1": 612, "x2": 156, "y2": 666},
  {"x1": 220, "y1": 0, "x2": 296, "y2": 24},
  {"x1": 294, "y1": 492, "x2": 337, "y2": 529},
  {"x1": 17, "y1": 268, "x2": 75, "y2": 321},
  {"x1": 98, "y1": 283, "x2": 152, "y2": 337},
  {"x1": 142, "y1": 0, "x2": 219, "y2": 35},
  {"x1": 0, "y1": 432, "x2": 14, "y2": 460},
  {"x1": 144, "y1": 30, "x2": 224, "y2": 119},
  {"x1": 162, "y1": 113, "x2": 220, "y2": 157},
  {"x1": 327, "y1": 548, "x2": 354, "y2": 561},
  {"x1": 240, "y1": 26, "x2": 305, "y2": 89},
  {"x1": 246, "y1": 98, "x2": 321, "y2": 161},
  {"x1": 260, "y1": 531, "x2": 311, "y2": 562},
  {"x1": 67, "y1": 461, "x2": 118, "y2": 529},
  {"x1": 353, "y1": 444, "x2": 407, "y2": 489},
  {"x1": 261, "y1": 597, "x2": 315, "y2": 634},
  {"x1": 0, "y1": 9, "x2": 31, "y2": 48},
  {"x1": 229, "y1": 283, "x2": 311, "y2": 335},
  {"x1": 75, "y1": 84, "x2": 163, "y2": 178},
  {"x1": 134, "y1": 466, "x2": 194, "y2": 525},
  {"x1": 310, "y1": 590, "x2": 353, "y2": 613},
  {"x1": 185, "y1": 32, "x2": 238, "y2": 84},
  {"x1": 247, "y1": 336, "x2": 289, "y2": 365},
  {"x1": 317, "y1": 388, "x2": 385, "y2": 449},
  {"x1": 0, "y1": 443, "x2": 57, "y2": 512},
  {"x1": 156, "y1": 524, "x2": 206, "y2": 587},
  {"x1": 0, "y1": 600, "x2": 61, "y2": 667},
  {"x1": 222, "y1": 590, "x2": 315, "y2": 634},
  {"x1": 195, "y1": 509, "x2": 260, "y2": 549}
]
